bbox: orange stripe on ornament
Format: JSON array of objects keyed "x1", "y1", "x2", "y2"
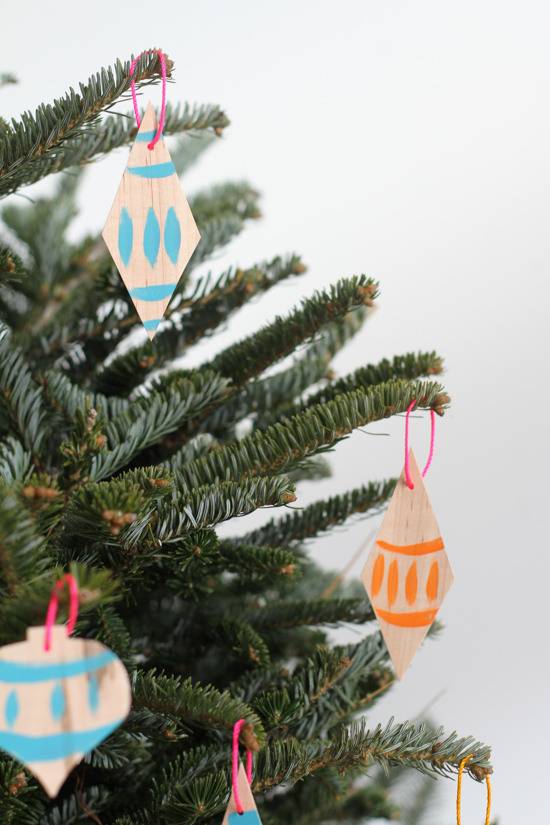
[
  {"x1": 376, "y1": 537, "x2": 444, "y2": 556},
  {"x1": 376, "y1": 607, "x2": 439, "y2": 628}
]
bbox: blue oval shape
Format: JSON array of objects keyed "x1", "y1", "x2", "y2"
[
  {"x1": 88, "y1": 674, "x2": 99, "y2": 713},
  {"x1": 143, "y1": 208, "x2": 161, "y2": 267},
  {"x1": 50, "y1": 682, "x2": 66, "y2": 721},
  {"x1": 118, "y1": 207, "x2": 133, "y2": 266},
  {"x1": 164, "y1": 207, "x2": 181, "y2": 264},
  {"x1": 5, "y1": 690, "x2": 19, "y2": 728}
]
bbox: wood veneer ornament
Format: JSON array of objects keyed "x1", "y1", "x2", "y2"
[
  {"x1": 362, "y1": 450, "x2": 453, "y2": 678},
  {"x1": 102, "y1": 102, "x2": 200, "y2": 338},
  {"x1": 0, "y1": 626, "x2": 131, "y2": 797},
  {"x1": 222, "y1": 761, "x2": 263, "y2": 825}
]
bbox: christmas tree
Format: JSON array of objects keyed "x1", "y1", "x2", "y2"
[{"x1": 0, "y1": 53, "x2": 491, "y2": 824}]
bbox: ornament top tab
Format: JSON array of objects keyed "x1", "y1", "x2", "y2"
[{"x1": 102, "y1": 102, "x2": 201, "y2": 338}]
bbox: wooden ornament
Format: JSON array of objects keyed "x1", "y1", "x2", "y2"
[
  {"x1": 0, "y1": 626, "x2": 131, "y2": 797},
  {"x1": 362, "y1": 450, "x2": 453, "y2": 678},
  {"x1": 102, "y1": 102, "x2": 201, "y2": 338},
  {"x1": 222, "y1": 761, "x2": 263, "y2": 825}
]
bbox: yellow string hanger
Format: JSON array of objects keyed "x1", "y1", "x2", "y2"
[{"x1": 456, "y1": 755, "x2": 492, "y2": 825}]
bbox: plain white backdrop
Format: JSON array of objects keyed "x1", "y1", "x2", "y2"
[{"x1": 2, "y1": 1, "x2": 549, "y2": 821}]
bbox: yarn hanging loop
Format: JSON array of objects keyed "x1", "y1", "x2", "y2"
[
  {"x1": 404, "y1": 399, "x2": 436, "y2": 490},
  {"x1": 456, "y1": 755, "x2": 492, "y2": 825},
  {"x1": 232, "y1": 719, "x2": 254, "y2": 815},
  {"x1": 129, "y1": 49, "x2": 167, "y2": 150},
  {"x1": 44, "y1": 573, "x2": 79, "y2": 652}
]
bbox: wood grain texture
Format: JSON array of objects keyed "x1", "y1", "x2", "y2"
[
  {"x1": 0, "y1": 626, "x2": 131, "y2": 797},
  {"x1": 361, "y1": 450, "x2": 453, "y2": 679},
  {"x1": 102, "y1": 103, "x2": 200, "y2": 338},
  {"x1": 222, "y1": 761, "x2": 263, "y2": 825}
]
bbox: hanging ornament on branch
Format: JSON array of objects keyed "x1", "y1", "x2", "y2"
[
  {"x1": 362, "y1": 401, "x2": 453, "y2": 678},
  {"x1": 0, "y1": 574, "x2": 131, "y2": 797},
  {"x1": 222, "y1": 719, "x2": 262, "y2": 825},
  {"x1": 102, "y1": 49, "x2": 201, "y2": 338}
]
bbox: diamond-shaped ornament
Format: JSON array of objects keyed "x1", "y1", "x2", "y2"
[
  {"x1": 222, "y1": 762, "x2": 263, "y2": 825},
  {"x1": 102, "y1": 103, "x2": 200, "y2": 338},
  {"x1": 362, "y1": 450, "x2": 453, "y2": 678}
]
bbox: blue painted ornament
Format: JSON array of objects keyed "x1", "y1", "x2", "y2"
[
  {"x1": 102, "y1": 102, "x2": 201, "y2": 338},
  {"x1": 222, "y1": 761, "x2": 263, "y2": 825},
  {"x1": 0, "y1": 626, "x2": 131, "y2": 797}
]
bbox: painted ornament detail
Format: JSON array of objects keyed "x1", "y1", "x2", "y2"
[
  {"x1": 222, "y1": 762, "x2": 263, "y2": 825},
  {"x1": 0, "y1": 626, "x2": 131, "y2": 797},
  {"x1": 102, "y1": 102, "x2": 201, "y2": 338},
  {"x1": 362, "y1": 450, "x2": 453, "y2": 678}
]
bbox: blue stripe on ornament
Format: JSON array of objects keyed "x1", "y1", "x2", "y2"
[
  {"x1": 143, "y1": 208, "x2": 161, "y2": 266},
  {"x1": 129, "y1": 283, "x2": 177, "y2": 301},
  {"x1": 88, "y1": 675, "x2": 99, "y2": 713},
  {"x1": 228, "y1": 811, "x2": 262, "y2": 825},
  {"x1": 0, "y1": 650, "x2": 117, "y2": 683},
  {"x1": 164, "y1": 207, "x2": 181, "y2": 263},
  {"x1": 135, "y1": 130, "x2": 160, "y2": 142},
  {"x1": 118, "y1": 207, "x2": 133, "y2": 266},
  {"x1": 50, "y1": 682, "x2": 65, "y2": 721},
  {"x1": 127, "y1": 161, "x2": 176, "y2": 178},
  {"x1": 143, "y1": 319, "x2": 162, "y2": 332},
  {"x1": 4, "y1": 691, "x2": 19, "y2": 727},
  {"x1": 0, "y1": 719, "x2": 124, "y2": 762}
]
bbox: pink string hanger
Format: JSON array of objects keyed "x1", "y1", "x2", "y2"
[
  {"x1": 129, "y1": 49, "x2": 168, "y2": 150},
  {"x1": 232, "y1": 719, "x2": 254, "y2": 815},
  {"x1": 404, "y1": 399, "x2": 436, "y2": 490},
  {"x1": 44, "y1": 573, "x2": 79, "y2": 652}
]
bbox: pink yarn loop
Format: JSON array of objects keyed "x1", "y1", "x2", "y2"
[
  {"x1": 404, "y1": 399, "x2": 436, "y2": 490},
  {"x1": 44, "y1": 573, "x2": 79, "y2": 652},
  {"x1": 232, "y1": 719, "x2": 254, "y2": 815},
  {"x1": 129, "y1": 49, "x2": 167, "y2": 150}
]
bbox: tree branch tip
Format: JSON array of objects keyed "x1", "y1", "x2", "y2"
[{"x1": 241, "y1": 722, "x2": 261, "y2": 752}]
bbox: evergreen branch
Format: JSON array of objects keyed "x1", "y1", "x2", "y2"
[
  {"x1": 42, "y1": 370, "x2": 128, "y2": 425},
  {"x1": 241, "y1": 480, "x2": 396, "y2": 546},
  {"x1": 8, "y1": 102, "x2": 229, "y2": 189},
  {"x1": 171, "y1": 133, "x2": 217, "y2": 176},
  {"x1": 0, "y1": 491, "x2": 49, "y2": 595},
  {"x1": 93, "y1": 254, "x2": 303, "y2": 395},
  {"x1": 161, "y1": 434, "x2": 217, "y2": 474},
  {"x1": 190, "y1": 182, "x2": 261, "y2": 225},
  {"x1": 248, "y1": 598, "x2": 374, "y2": 630},
  {"x1": 64, "y1": 475, "x2": 296, "y2": 549},
  {"x1": 220, "y1": 619, "x2": 271, "y2": 667},
  {"x1": 131, "y1": 670, "x2": 265, "y2": 743},
  {"x1": 90, "y1": 372, "x2": 231, "y2": 481},
  {"x1": 218, "y1": 542, "x2": 299, "y2": 580},
  {"x1": 206, "y1": 309, "x2": 367, "y2": 435},
  {"x1": 0, "y1": 329, "x2": 50, "y2": 456},
  {"x1": 267, "y1": 351, "x2": 444, "y2": 423},
  {"x1": 0, "y1": 437, "x2": 32, "y2": 484},
  {"x1": 206, "y1": 277, "x2": 377, "y2": 388},
  {"x1": 0, "y1": 52, "x2": 170, "y2": 197},
  {"x1": 0, "y1": 74, "x2": 17, "y2": 88},
  {"x1": 176, "y1": 379, "x2": 448, "y2": 493}
]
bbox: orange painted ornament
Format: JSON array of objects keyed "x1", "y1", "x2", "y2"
[{"x1": 362, "y1": 450, "x2": 453, "y2": 678}]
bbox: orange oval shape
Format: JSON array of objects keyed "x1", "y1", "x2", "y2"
[
  {"x1": 405, "y1": 561, "x2": 418, "y2": 605},
  {"x1": 371, "y1": 554, "x2": 385, "y2": 598},
  {"x1": 426, "y1": 560, "x2": 439, "y2": 601},
  {"x1": 387, "y1": 560, "x2": 399, "y2": 606}
]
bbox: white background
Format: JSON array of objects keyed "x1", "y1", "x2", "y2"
[{"x1": 2, "y1": 1, "x2": 549, "y2": 821}]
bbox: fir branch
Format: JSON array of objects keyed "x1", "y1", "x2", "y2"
[
  {"x1": 206, "y1": 309, "x2": 367, "y2": 435},
  {"x1": 0, "y1": 436, "x2": 32, "y2": 484},
  {"x1": 0, "y1": 491, "x2": 48, "y2": 595},
  {"x1": 93, "y1": 254, "x2": 303, "y2": 395},
  {"x1": 90, "y1": 372, "x2": 231, "y2": 481},
  {"x1": 267, "y1": 351, "x2": 444, "y2": 423},
  {"x1": 41, "y1": 370, "x2": 129, "y2": 424},
  {"x1": 0, "y1": 328, "x2": 50, "y2": 456},
  {"x1": 248, "y1": 598, "x2": 374, "y2": 630},
  {"x1": 176, "y1": 379, "x2": 448, "y2": 493},
  {"x1": 206, "y1": 276, "x2": 377, "y2": 388},
  {"x1": 10, "y1": 102, "x2": 229, "y2": 189},
  {"x1": 190, "y1": 182, "x2": 261, "y2": 225},
  {"x1": 131, "y1": 670, "x2": 265, "y2": 743},
  {"x1": 0, "y1": 52, "x2": 171, "y2": 197},
  {"x1": 241, "y1": 480, "x2": 396, "y2": 546}
]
